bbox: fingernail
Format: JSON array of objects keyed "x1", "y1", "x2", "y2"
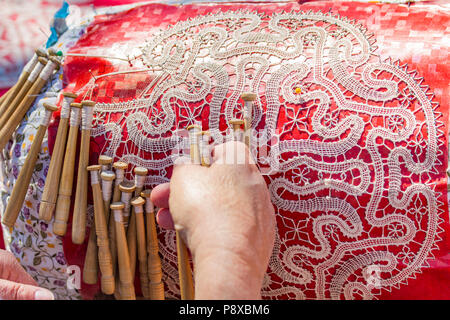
[{"x1": 34, "y1": 289, "x2": 54, "y2": 300}]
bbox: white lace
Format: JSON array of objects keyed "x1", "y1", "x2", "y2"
[{"x1": 76, "y1": 10, "x2": 444, "y2": 300}]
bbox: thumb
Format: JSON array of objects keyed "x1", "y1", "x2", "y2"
[{"x1": 0, "y1": 279, "x2": 54, "y2": 300}]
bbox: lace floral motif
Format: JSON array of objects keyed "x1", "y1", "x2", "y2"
[{"x1": 75, "y1": 10, "x2": 445, "y2": 300}]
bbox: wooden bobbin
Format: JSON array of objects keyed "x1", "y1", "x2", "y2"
[
  {"x1": 0, "y1": 56, "x2": 61, "y2": 151},
  {"x1": 109, "y1": 161, "x2": 128, "y2": 297},
  {"x1": 100, "y1": 168, "x2": 115, "y2": 252},
  {"x1": 187, "y1": 124, "x2": 201, "y2": 165},
  {"x1": 134, "y1": 167, "x2": 148, "y2": 196},
  {"x1": 47, "y1": 48, "x2": 58, "y2": 56},
  {"x1": 83, "y1": 165, "x2": 100, "y2": 285},
  {"x1": 229, "y1": 118, "x2": 245, "y2": 143},
  {"x1": 100, "y1": 170, "x2": 115, "y2": 222},
  {"x1": 197, "y1": 131, "x2": 211, "y2": 167},
  {"x1": 39, "y1": 92, "x2": 78, "y2": 221},
  {"x1": 0, "y1": 56, "x2": 48, "y2": 134},
  {"x1": 112, "y1": 162, "x2": 128, "y2": 202},
  {"x1": 109, "y1": 161, "x2": 128, "y2": 284},
  {"x1": 0, "y1": 48, "x2": 46, "y2": 121},
  {"x1": 173, "y1": 126, "x2": 199, "y2": 300},
  {"x1": 119, "y1": 181, "x2": 135, "y2": 229},
  {"x1": 127, "y1": 167, "x2": 148, "y2": 283},
  {"x1": 88, "y1": 165, "x2": 115, "y2": 294},
  {"x1": 72, "y1": 100, "x2": 95, "y2": 244},
  {"x1": 110, "y1": 202, "x2": 136, "y2": 300},
  {"x1": 53, "y1": 102, "x2": 82, "y2": 236},
  {"x1": 99, "y1": 169, "x2": 116, "y2": 296},
  {"x1": 131, "y1": 196, "x2": 149, "y2": 299},
  {"x1": 1, "y1": 103, "x2": 58, "y2": 227},
  {"x1": 241, "y1": 92, "x2": 256, "y2": 148},
  {"x1": 141, "y1": 189, "x2": 165, "y2": 300},
  {"x1": 99, "y1": 155, "x2": 113, "y2": 172}
]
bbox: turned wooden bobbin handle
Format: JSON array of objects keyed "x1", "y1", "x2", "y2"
[
  {"x1": 119, "y1": 181, "x2": 135, "y2": 229},
  {"x1": 53, "y1": 102, "x2": 82, "y2": 236},
  {"x1": 1, "y1": 103, "x2": 58, "y2": 227},
  {"x1": 72, "y1": 100, "x2": 95, "y2": 244},
  {"x1": 39, "y1": 92, "x2": 78, "y2": 221},
  {"x1": 197, "y1": 131, "x2": 211, "y2": 167},
  {"x1": 83, "y1": 165, "x2": 101, "y2": 286},
  {"x1": 187, "y1": 124, "x2": 201, "y2": 165},
  {"x1": 83, "y1": 217, "x2": 99, "y2": 285},
  {"x1": 88, "y1": 165, "x2": 115, "y2": 294},
  {"x1": 241, "y1": 92, "x2": 256, "y2": 148},
  {"x1": 0, "y1": 48, "x2": 46, "y2": 119},
  {"x1": 0, "y1": 56, "x2": 60, "y2": 151},
  {"x1": 99, "y1": 169, "x2": 115, "y2": 292},
  {"x1": 0, "y1": 56, "x2": 47, "y2": 133},
  {"x1": 126, "y1": 166, "x2": 149, "y2": 283},
  {"x1": 131, "y1": 196, "x2": 149, "y2": 299},
  {"x1": 141, "y1": 189, "x2": 165, "y2": 300},
  {"x1": 109, "y1": 161, "x2": 128, "y2": 297},
  {"x1": 111, "y1": 202, "x2": 136, "y2": 300}
]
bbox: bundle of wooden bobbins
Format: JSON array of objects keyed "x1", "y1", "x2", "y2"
[
  {"x1": 0, "y1": 49, "x2": 258, "y2": 301},
  {"x1": 1, "y1": 47, "x2": 63, "y2": 228}
]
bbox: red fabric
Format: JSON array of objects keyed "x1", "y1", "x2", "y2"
[{"x1": 49, "y1": 1, "x2": 449, "y2": 299}]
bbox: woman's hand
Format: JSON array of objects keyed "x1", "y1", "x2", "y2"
[
  {"x1": 151, "y1": 141, "x2": 276, "y2": 299},
  {"x1": 0, "y1": 249, "x2": 54, "y2": 300}
]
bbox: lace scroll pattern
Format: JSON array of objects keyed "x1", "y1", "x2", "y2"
[{"x1": 65, "y1": 9, "x2": 446, "y2": 299}]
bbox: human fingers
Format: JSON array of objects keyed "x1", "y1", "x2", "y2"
[
  {"x1": 0, "y1": 250, "x2": 37, "y2": 286},
  {"x1": 156, "y1": 208, "x2": 175, "y2": 230},
  {"x1": 0, "y1": 279, "x2": 54, "y2": 300},
  {"x1": 211, "y1": 141, "x2": 256, "y2": 166},
  {"x1": 150, "y1": 183, "x2": 170, "y2": 208}
]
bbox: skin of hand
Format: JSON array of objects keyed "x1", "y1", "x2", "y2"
[
  {"x1": 151, "y1": 141, "x2": 276, "y2": 299},
  {"x1": 0, "y1": 249, "x2": 54, "y2": 300}
]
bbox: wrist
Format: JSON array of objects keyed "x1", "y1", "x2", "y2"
[{"x1": 191, "y1": 237, "x2": 264, "y2": 300}]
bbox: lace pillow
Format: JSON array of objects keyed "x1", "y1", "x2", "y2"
[{"x1": 1, "y1": 1, "x2": 449, "y2": 300}]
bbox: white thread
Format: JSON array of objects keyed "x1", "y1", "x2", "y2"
[
  {"x1": 244, "y1": 101, "x2": 253, "y2": 122},
  {"x1": 199, "y1": 136, "x2": 211, "y2": 165},
  {"x1": 82, "y1": 106, "x2": 94, "y2": 130},
  {"x1": 101, "y1": 179, "x2": 113, "y2": 201},
  {"x1": 135, "y1": 175, "x2": 146, "y2": 189},
  {"x1": 113, "y1": 210, "x2": 123, "y2": 222},
  {"x1": 39, "y1": 60, "x2": 57, "y2": 81},
  {"x1": 23, "y1": 54, "x2": 38, "y2": 74},
  {"x1": 70, "y1": 108, "x2": 81, "y2": 127},
  {"x1": 60, "y1": 96, "x2": 75, "y2": 119},
  {"x1": 40, "y1": 109, "x2": 53, "y2": 127},
  {"x1": 121, "y1": 192, "x2": 133, "y2": 217},
  {"x1": 90, "y1": 171, "x2": 99, "y2": 185},
  {"x1": 28, "y1": 62, "x2": 45, "y2": 82},
  {"x1": 145, "y1": 199, "x2": 155, "y2": 214},
  {"x1": 188, "y1": 126, "x2": 201, "y2": 145},
  {"x1": 233, "y1": 129, "x2": 243, "y2": 142},
  {"x1": 115, "y1": 170, "x2": 124, "y2": 186},
  {"x1": 101, "y1": 165, "x2": 109, "y2": 172}
]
